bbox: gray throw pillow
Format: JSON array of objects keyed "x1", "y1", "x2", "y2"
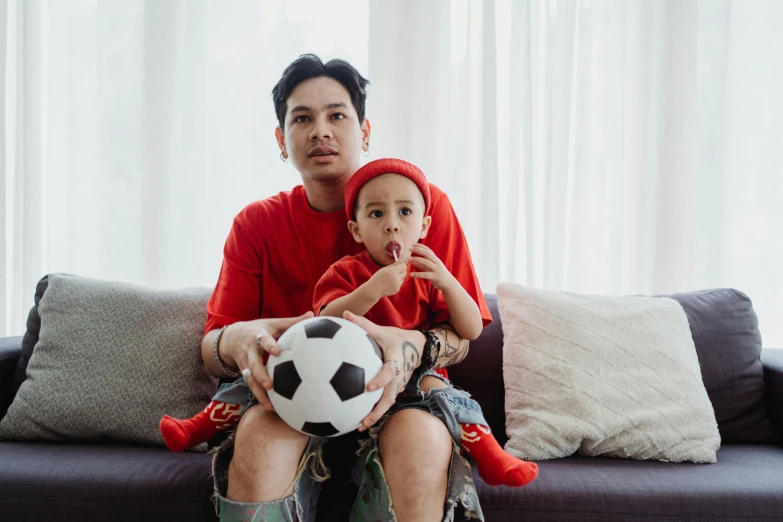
[{"x1": 0, "y1": 274, "x2": 218, "y2": 450}]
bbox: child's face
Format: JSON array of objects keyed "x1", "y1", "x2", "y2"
[{"x1": 348, "y1": 173, "x2": 431, "y2": 266}]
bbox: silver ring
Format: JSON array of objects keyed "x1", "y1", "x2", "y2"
[{"x1": 385, "y1": 359, "x2": 401, "y2": 376}]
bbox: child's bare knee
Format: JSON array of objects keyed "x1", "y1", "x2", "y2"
[{"x1": 419, "y1": 375, "x2": 448, "y2": 392}]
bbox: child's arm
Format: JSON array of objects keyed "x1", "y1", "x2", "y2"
[
  {"x1": 319, "y1": 260, "x2": 408, "y2": 318},
  {"x1": 440, "y1": 280, "x2": 483, "y2": 341},
  {"x1": 319, "y1": 282, "x2": 379, "y2": 318},
  {"x1": 409, "y1": 244, "x2": 483, "y2": 340}
]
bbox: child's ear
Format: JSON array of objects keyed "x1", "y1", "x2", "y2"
[
  {"x1": 419, "y1": 215, "x2": 432, "y2": 239},
  {"x1": 347, "y1": 220, "x2": 363, "y2": 243}
]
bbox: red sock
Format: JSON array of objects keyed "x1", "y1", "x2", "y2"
[
  {"x1": 159, "y1": 401, "x2": 242, "y2": 452},
  {"x1": 460, "y1": 423, "x2": 538, "y2": 487}
]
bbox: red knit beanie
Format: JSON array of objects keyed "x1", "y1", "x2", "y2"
[{"x1": 345, "y1": 158, "x2": 431, "y2": 220}]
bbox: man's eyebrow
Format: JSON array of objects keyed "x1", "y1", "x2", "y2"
[{"x1": 289, "y1": 102, "x2": 348, "y2": 115}]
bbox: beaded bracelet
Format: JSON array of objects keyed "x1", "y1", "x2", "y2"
[{"x1": 213, "y1": 325, "x2": 241, "y2": 378}]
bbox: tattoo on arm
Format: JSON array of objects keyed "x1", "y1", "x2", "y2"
[
  {"x1": 401, "y1": 340, "x2": 420, "y2": 383},
  {"x1": 430, "y1": 324, "x2": 470, "y2": 368}
]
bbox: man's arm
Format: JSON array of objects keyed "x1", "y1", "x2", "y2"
[
  {"x1": 201, "y1": 328, "x2": 230, "y2": 378},
  {"x1": 429, "y1": 322, "x2": 470, "y2": 368},
  {"x1": 392, "y1": 323, "x2": 469, "y2": 385},
  {"x1": 199, "y1": 313, "x2": 314, "y2": 412}
]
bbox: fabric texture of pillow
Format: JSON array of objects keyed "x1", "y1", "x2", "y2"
[
  {"x1": 498, "y1": 283, "x2": 721, "y2": 463},
  {"x1": 0, "y1": 274, "x2": 218, "y2": 450}
]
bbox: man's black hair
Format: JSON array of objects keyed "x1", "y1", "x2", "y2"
[{"x1": 272, "y1": 54, "x2": 370, "y2": 130}]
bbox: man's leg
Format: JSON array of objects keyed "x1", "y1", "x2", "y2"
[
  {"x1": 227, "y1": 404, "x2": 310, "y2": 501},
  {"x1": 212, "y1": 404, "x2": 327, "y2": 521},
  {"x1": 378, "y1": 408, "x2": 452, "y2": 522}
]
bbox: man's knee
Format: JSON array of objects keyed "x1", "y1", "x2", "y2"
[
  {"x1": 235, "y1": 404, "x2": 298, "y2": 443},
  {"x1": 378, "y1": 408, "x2": 452, "y2": 476},
  {"x1": 228, "y1": 404, "x2": 309, "y2": 501}
]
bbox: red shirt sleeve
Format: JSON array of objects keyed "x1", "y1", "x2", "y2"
[
  {"x1": 422, "y1": 185, "x2": 492, "y2": 328},
  {"x1": 312, "y1": 260, "x2": 360, "y2": 315},
  {"x1": 204, "y1": 219, "x2": 264, "y2": 334}
]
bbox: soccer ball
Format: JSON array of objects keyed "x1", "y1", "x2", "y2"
[{"x1": 266, "y1": 317, "x2": 384, "y2": 437}]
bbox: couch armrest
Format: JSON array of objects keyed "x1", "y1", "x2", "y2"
[
  {"x1": 761, "y1": 348, "x2": 783, "y2": 446},
  {"x1": 0, "y1": 336, "x2": 24, "y2": 420}
]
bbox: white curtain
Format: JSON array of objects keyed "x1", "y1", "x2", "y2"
[
  {"x1": 369, "y1": 0, "x2": 783, "y2": 347},
  {"x1": 3, "y1": 0, "x2": 782, "y2": 346},
  {"x1": 1, "y1": 0, "x2": 369, "y2": 335}
]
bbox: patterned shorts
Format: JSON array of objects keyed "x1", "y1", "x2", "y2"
[{"x1": 210, "y1": 368, "x2": 487, "y2": 521}]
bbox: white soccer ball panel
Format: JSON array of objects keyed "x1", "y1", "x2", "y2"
[
  {"x1": 291, "y1": 337, "x2": 342, "y2": 384},
  {"x1": 267, "y1": 390, "x2": 306, "y2": 432},
  {"x1": 332, "y1": 387, "x2": 384, "y2": 434},
  {"x1": 287, "y1": 382, "x2": 343, "y2": 425}
]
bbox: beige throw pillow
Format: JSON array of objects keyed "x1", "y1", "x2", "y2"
[{"x1": 498, "y1": 283, "x2": 721, "y2": 463}]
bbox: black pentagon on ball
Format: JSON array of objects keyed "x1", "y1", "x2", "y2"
[
  {"x1": 367, "y1": 334, "x2": 382, "y2": 359},
  {"x1": 304, "y1": 318, "x2": 342, "y2": 339},
  {"x1": 302, "y1": 421, "x2": 339, "y2": 437},
  {"x1": 272, "y1": 360, "x2": 301, "y2": 400},
  {"x1": 330, "y1": 362, "x2": 365, "y2": 401}
]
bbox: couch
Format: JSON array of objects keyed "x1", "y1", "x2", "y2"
[{"x1": 1, "y1": 287, "x2": 782, "y2": 522}]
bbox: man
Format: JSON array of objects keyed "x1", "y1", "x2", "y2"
[{"x1": 201, "y1": 54, "x2": 492, "y2": 522}]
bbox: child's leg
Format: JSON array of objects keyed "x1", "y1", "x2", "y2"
[
  {"x1": 418, "y1": 376, "x2": 538, "y2": 487},
  {"x1": 160, "y1": 380, "x2": 248, "y2": 452}
]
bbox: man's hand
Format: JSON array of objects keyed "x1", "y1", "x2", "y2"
[
  {"x1": 367, "y1": 260, "x2": 408, "y2": 299},
  {"x1": 223, "y1": 311, "x2": 314, "y2": 412},
  {"x1": 343, "y1": 310, "x2": 424, "y2": 432},
  {"x1": 409, "y1": 244, "x2": 458, "y2": 291}
]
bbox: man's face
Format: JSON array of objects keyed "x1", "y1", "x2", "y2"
[
  {"x1": 276, "y1": 76, "x2": 370, "y2": 183},
  {"x1": 348, "y1": 174, "x2": 431, "y2": 267}
]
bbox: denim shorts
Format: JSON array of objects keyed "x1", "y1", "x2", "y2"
[{"x1": 210, "y1": 368, "x2": 486, "y2": 521}]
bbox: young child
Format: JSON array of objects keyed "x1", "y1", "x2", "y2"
[
  {"x1": 160, "y1": 159, "x2": 538, "y2": 487},
  {"x1": 312, "y1": 158, "x2": 537, "y2": 488}
]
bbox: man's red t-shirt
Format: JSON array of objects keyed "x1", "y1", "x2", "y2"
[
  {"x1": 205, "y1": 183, "x2": 492, "y2": 353},
  {"x1": 313, "y1": 249, "x2": 462, "y2": 378}
]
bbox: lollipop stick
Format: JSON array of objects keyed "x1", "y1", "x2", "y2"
[{"x1": 393, "y1": 250, "x2": 398, "y2": 262}]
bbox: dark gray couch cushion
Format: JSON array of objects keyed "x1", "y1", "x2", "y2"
[
  {"x1": 450, "y1": 290, "x2": 775, "y2": 446},
  {"x1": 762, "y1": 348, "x2": 783, "y2": 444},
  {"x1": 669, "y1": 289, "x2": 774, "y2": 443},
  {"x1": 474, "y1": 445, "x2": 783, "y2": 521},
  {"x1": 449, "y1": 294, "x2": 509, "y2": 443},
  {"x1": 0, "y1": 441, "x2": 216, "y2": 522},
  {"x1": 0, "y1": 337, "x2": 23, "y2": 419}
]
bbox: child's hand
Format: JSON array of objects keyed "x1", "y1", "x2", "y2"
[
  {"x1": 409, "y1": 244, "x2": 457, "y2": 291},
  {"x1": 368, "y1": 260, "x2": 408, "y2": 299}
]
